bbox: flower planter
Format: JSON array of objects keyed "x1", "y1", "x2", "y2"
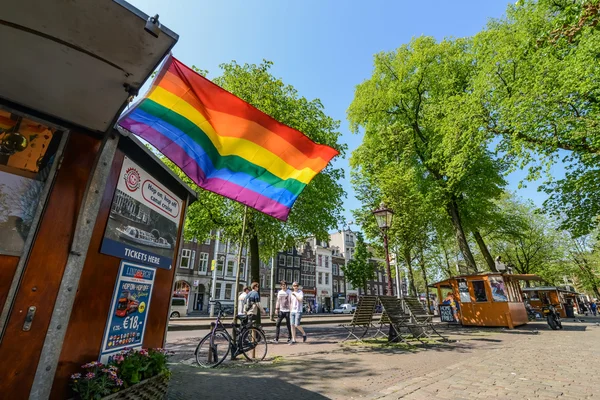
[{"x1": 101, "y1": 374, "x2": 169, "y2": 400}]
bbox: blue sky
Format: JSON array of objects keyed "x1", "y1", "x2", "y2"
[{"x1": 129, "y1": 0, "x2": 550, "y2": 223}]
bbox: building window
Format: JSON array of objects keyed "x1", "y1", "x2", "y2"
[
  {"x1": 216, "y1": 283, "x2": 222, "y2": 299},
  {"x1": 225, "y1": 283, "x2": 232, "y2": 300},
  {"x1": 287, "y1": 269, "x2": 293, "y2": 284},
  {"x1": 341, "y1": 281, "x2": 345, "y2": 292},
  {"x1": 199, "y1": 252, "x2": 209, "y2": 273},
  {"x1": 325, "y1": 273, "x2": 329, "y2": 285},
  {"x1": 204, "y1": 237, "x2": 211, "y2": 245},
  {"x1": 332, "y1": 263, "x2": 338, "y2": 275},
  {"x1": 318, "y1": 255, "x2": 322, "y2": 266},
  {"x1": 239, "y1": 262, "x2": 245, "y2": 279},
  {"x1": 294, "y1": 270, "x2": 300, "y2": 284},
  {"x1": 227, "y1": 260, "x2": 236, "y2": 277},
  {"x1": 216, "y1": 255, "x2": 225, "y2": 275},
  {"x1": 287, "y1": 256, "x2": 293, "y2": 267},
  {"x1": 333, "y1": 280, "x2": 338, "y2": 293},
  {"x1": 180, "y1": 249, "x2": 191, "y2": 269},
  {"x1": 325, "y1": 256, "x2": 330, "y2": 268},
  {"x1": 279, "y1": 254, "x2": 285, "y2": 266},
  {"x1": 278, "y1": 269, "x2": 285, "y2": 282},
  {"x1": 294, "y1": 257, "x2": 300, "y2": 268},
  {"x1": 318, "y1": 272, "x2": 323, "y2": 285}
]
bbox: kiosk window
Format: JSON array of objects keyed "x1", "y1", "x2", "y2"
[
  {"x1": 0, "y1": 110, "x2": 61, "y2": 256},
  {"x1": 471, "y1": 281, "x2": 488, "y2": 302},
  {"x1": 457, "y1": 279, "x2": 471, "y2": 303}
]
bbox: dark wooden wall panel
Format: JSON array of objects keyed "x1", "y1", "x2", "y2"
[
  {"x1": 49, "y1": 149, "x2": 124, "y2": 400},
  {"x1": 50, "y1": 149, "x2": 184, "y2": 399},
  {"x1": 0, "y1": 133, "x2": 100, "y2": 398},
  {"x1": 0, "y1": 255, "x2": 20, "y2": 309}
]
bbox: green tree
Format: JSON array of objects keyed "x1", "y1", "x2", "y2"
[
  {"x1": 473, "y1": 0, "x2": 600, "y2": 236},
  {"x1": 163, "y1": 60, "x2": 346, "y2": 282},
  {"x1": 342, "y1": 232, "x2": 375, "y2": 293},
  {"x1": 348, "y1": 36, "x2": 506, "y2": 272}
]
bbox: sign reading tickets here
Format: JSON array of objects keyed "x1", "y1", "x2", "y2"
[
  {"x1": 100, "y1": 261, "x2": 155, "y2": 363},
  {"x1": 100, "y1": 156, "x2": 181, "y2": 269}
]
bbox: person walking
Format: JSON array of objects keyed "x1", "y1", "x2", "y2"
[
  {"x1": 245, "y1": 282, "x2": 265, "y2": 320},
  {"x1": 289, "y1": 281, "x2": 307, "y2": 344},
  {"x1": 273, "y1": 281, "x2": 292, "y2": 343},
  {"x1": 237, "y1": 287, "x2": 250, "y2": 315},
  {"x1": 590, "y1": 301, "x2": 597, "y2": 316}
]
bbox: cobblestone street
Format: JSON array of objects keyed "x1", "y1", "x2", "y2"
[{"x1": 165, "y1": 318, "x2": 600, "y2": 399}]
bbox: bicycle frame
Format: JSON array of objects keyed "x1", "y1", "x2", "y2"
[{"x1": 208, "y1": 302, "x2": 260, "y2": 360}]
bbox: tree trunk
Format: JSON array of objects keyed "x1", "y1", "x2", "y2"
[
  {"x1": 445, "y1": 199, "x2": 478, "y2": 272},
  {"x1": 419, "y1": 249, "x2": 431, "y2": 314},
  {"x1": 403, "y1": 248, "x2": 417, "y2": 297},
  {"x1": 473, "y1": 230, "x2": 497, "y2": 272}
]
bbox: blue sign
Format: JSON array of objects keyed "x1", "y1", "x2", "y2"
[
  {"x1": 100, "y1": 261, "x2": 156, "y2": 362},
  {"x1": 100, "y1": 238, "x2": 171, "y2": 269}
]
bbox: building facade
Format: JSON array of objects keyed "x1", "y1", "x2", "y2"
[
  {"x1": 332, "y1": 251, "x2": 347, "y2": 309},
  {"x1": 330, "y1": 229, "x2": 358, "y2": 303}
]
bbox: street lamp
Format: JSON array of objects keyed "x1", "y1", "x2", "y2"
[{"x1": 373, "y1": 202, "x2": 394, "y2": 296}]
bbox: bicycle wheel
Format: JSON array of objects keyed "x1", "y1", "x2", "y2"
[
  {"x1": 195, "y1": 329, "x2": 231, "y2": 367},
  {"x1": 240, "y1": 327, "x2": 268, "y2": 363}
]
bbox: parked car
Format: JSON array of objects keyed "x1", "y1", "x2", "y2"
[
  {"x1": 170, "y1": 297, "x2": 187, "y2": 318},
  {"x1": 332, "y1": 304, "x2": 355, "y2": 314}
]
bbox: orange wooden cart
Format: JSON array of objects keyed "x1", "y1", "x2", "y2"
[
  {"x1": 521, "y1": 286, "x2": 580, "y2": 318},
  {"x1": 430, "y1": 273, "x2": 542, "y2": 329}
]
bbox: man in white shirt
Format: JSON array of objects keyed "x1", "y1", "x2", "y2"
[
  {"x1": 290, "y1": 281, "x2": 307, "y2": 344},
  {"x1": 273, "y1": 281, "x2": 292, "y2": 343},
  {"x1": 237, "y1": 287, "x2": 249, "y2": 315}
]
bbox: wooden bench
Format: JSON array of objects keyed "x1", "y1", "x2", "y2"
[{"x1": 340, "y1": 295, "x2": 378, "y2": 342}]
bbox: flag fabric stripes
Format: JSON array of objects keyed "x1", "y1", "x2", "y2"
[{"x1": 118, "y1": 55, "x2": 338, "y2": 221}]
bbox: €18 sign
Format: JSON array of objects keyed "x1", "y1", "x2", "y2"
[{"x1": 99, "y1": 261, "x2": 156, "y2": 362}]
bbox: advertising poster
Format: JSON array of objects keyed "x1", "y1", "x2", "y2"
[
  {"x1": 100, "y1": 261, "x2": 155, "y2": 363},
  {"x1": 489, "y1": 276, "x2": 508, "y2": 302},
  {"x1": 100, "y1": 156, "x2": 181, "y2": 269}
]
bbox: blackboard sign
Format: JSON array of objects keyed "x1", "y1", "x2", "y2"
[{"x1": 439, "y1": 304, "x2": 455, "y2": 322}]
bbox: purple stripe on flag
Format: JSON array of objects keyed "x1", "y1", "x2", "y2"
[{"x1": 120, "y1": 117, "x2": 291, "y2": 220}]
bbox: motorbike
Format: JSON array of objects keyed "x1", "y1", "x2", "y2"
[{"x1": 542, "y1": 304, "x2": 563, "y2": 330}]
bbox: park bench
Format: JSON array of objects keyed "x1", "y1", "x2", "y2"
[{"x1": 340, "y1": 295, "x2": 378, "y2": 342}]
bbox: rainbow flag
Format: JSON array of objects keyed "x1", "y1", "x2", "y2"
[{"x1": 118, "y1": 56, "x2": 338, "y2": 221}]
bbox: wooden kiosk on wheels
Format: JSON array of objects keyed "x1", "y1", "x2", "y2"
[
  {"x1": 0, "y1": 2, "x2": 197, "y2": 399},
  {"x1": 430, "y1": 273, "x2": 542, "y2": 329}
]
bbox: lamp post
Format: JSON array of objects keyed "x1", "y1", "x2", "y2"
[{"x1": 373, "y1": 202, "x2": 394, "y2": 296}]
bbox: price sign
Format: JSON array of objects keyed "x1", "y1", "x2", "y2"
[{"x1": 100, "y1": 261, "x2": 156, "y2": 362}]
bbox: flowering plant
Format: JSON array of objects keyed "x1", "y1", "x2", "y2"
[
  {"x1": 70, "y1": 362, "x2": 122, "y2": 400},
  {"x1": 70, "y1": 348, "x2": 171, "y2": 399}
]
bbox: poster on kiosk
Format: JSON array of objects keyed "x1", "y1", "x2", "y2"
[
  {"x1": 100, "y1": 156, "x2": 181, "y2": 269},
  {"x1": 100, "y1": 261, "x2": 156, "y2": 363}
]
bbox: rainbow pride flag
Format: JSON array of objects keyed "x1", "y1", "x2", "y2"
[{"x1": 118, "y1": 56, "x2": 338, "y2": 221}]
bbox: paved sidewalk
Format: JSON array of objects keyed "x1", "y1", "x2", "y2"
[{"x1": 166, "y1": 320, "x2": 600, "y2": 399}]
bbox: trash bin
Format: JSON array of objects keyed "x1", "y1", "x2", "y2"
[{"x1": 564, "y1": 304, "x2": 575, "y2": 318}]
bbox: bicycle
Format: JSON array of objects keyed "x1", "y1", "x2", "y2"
[{"x1": 195, "y1": 301, "x2": 268, "y2": 367}]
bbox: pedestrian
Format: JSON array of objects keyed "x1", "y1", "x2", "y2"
[
  {"x1": 273, "y1": 281, "x2": 292, "y2": 343},
  {"x1": 289, "y1": 281, "x2": 307, "y2": 344},
  {"x1": 237, "y1": 287, "x2": 250, "y2": 316},
  {"x1": 580, "y1": 301, "x2": 588, "y2": 316},
  {"x1": 245, "y1": 282, "x2": 265, "y2": 321}
]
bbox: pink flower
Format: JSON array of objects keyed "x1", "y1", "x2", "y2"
[
  {"x1": 85, "y1": 372, "x2": 95, "y2": 380},
  {"x1": 115, "y1": 378, "x2": 124, "y2": 386},
  {"x1": 113, "y1": 354, "x2": 125, "y2": 364},
  {"x1": 109, "y1": 365, "x2": 119, "y2": 372},
  {"x1": 139, "y1": 349, "x2": 149, "y2": 356},
  {"x1": 70, "y1": 373, "x2": 81, "y2": 379}
]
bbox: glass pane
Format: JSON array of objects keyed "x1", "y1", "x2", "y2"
[
  {"x1": 458, "y1": 279, "x2": 471, "y2": 303},
  {"x1": 471, "y1": 281, "x2": 488, "y2": 302},
  {"x1": 0, "y1": 110, "x2": 61, "y2": 256}
]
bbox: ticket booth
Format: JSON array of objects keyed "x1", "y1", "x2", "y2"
[
  {"x1": 0, "y1": 2, "x2": 195, "y2": 399},
  {"x1": 430, "y1": 273, "x2": 542, "y2": 329},
  {"x1": 522, "y1": 286, "x2": 580, "y2": 318}
]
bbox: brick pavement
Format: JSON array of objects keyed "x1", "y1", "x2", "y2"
[{"x1": 166, "y1": 319, "x2": 600, "y2": 399}]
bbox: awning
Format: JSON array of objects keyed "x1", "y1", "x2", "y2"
[{"x1": 0, "y1": 0, "x2": 178, "y2": 133}]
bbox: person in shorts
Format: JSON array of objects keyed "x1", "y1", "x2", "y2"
[{"x1": 289, "y1": 281, "x2": 307, "y2": 344}]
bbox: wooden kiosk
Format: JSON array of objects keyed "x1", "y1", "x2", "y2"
[
  {"x1": 430, "y1": 273, "x2": 541, "y2": 329},
  {"x1": 0, "y1": 2, "x2": 196, "y2": 398},
  {"x1": 522, "y1": 286, "x2": 580, "y2": 318}
]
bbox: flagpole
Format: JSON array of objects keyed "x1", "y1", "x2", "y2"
[{"x1": 233, "y1": 206, "x2": 249, "y2": 317}]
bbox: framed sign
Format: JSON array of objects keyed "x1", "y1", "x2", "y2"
[
  {"x1": 439, "y1": 304, "x2": 455, "y2": 323},
  {"x1": 100, "y1": 156, "x2": 181, "y2": 269},
  {"x1": 99, "y1": 261, "x2": 155, "y2": 362}
]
